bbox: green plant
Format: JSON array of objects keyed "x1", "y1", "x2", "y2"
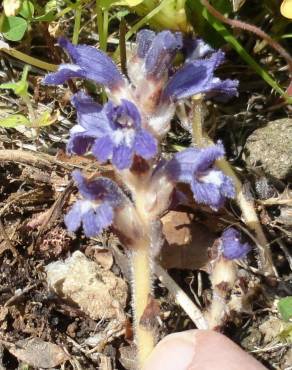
[{"x1": 0, "y1": 65, "x2": 57, "y2": 129}]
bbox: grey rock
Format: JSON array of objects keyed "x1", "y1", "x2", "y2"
[{"x1": 245, "y1": 118, "x2": 292, "y2": 180}]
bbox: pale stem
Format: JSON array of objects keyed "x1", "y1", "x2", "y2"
[{"x1": 131, "y1": 244, "x2": 155, "y2": 368}]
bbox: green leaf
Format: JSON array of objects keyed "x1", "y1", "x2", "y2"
[
  {"x1": 19, "y1": 0, "x2": 34, "y2": 19},
  {"x1": 0, "y1": 114, "x2": 30, "y2": 128},
  {"x1": 278, "y1": 297, "x2": 292, "y2": 322},
  {"x1": 279, "y1": 324, "x2": 292, "y2": 343},
  {"x1": 100, "y1": 0, "x2": 143, "y2": 9},
  {"x1": 0, "y1": 65, "x2": 29, "y2": 97},
  {"x1": 33, "y1": 10, "x2": 56, "y2": 22},
  {"x1": 32, "y1": 0, "x2": 57, "y2": 22},
  {"x1": 2, "y1": 16, "x2": 28, "y2": 41},
  {"x1": 32, "y1": 111, "x2": 56, "y2": 127}
]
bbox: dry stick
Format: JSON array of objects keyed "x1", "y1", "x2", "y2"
[
  {"x1": 154, "y1": 263, "x2": 208, "y2": 329},
  {"x1": 200, "y1": 0, "x2": 292, "y2": 74},
  {"x1": 191, "y1": 103, "x2": 276, "y2": 276}
]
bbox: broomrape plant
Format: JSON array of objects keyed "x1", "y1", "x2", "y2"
[{"x1": 43, "y1": 30, "x2": 250, "y2": 368}]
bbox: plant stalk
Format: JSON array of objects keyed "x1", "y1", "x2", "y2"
[
  {"x1": 72, "y1": 4, "x2": 82, "y2": 44},
  {"x1": 131, "y1": 243, "x2": 155, "y2": 368}
]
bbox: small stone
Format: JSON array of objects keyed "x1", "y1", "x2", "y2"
[
  {"x1": 245, "y1": 118, "x2": 292, "y2": 180},
  {"x1": 45, "y1": 251, "x2": 127, "y2": 320}
]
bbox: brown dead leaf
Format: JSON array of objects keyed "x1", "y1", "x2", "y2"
[
  {"x1": 6, "y1": 338, "x2": 68, "y2": 368},
  {"x1": 160, "y1": 210, "x2": 216, "y2": 270},
  {"x1": 140, "y1": 295, "x2": 160, "y2": 329},
  {"x1": 85, "y1": 247, "x2": 114, "y2": 270}
]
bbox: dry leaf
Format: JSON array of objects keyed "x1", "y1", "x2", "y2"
[
  {"x1": 7, "y1": 338, "x2": 68, "y2": 368},
  {"x1": 160, "y1": 210, "x2": 216, "y2": 270},
  {"x1": 119, "y1": 346, "x2": 137, "y2": 370}
]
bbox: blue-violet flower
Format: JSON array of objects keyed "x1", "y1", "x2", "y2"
[
  {"x1": 68, "y1": 92, "x2": 157, "y2": 170},
  {"x1": 165, "y1": 142, "x2": 235, "y2": 210},
  {"x1": 65, "y1": 170, "x2": 125, "y2": 237},
  {"x1": 221, "y1": 228, "x2": 251, "y2": 260}
]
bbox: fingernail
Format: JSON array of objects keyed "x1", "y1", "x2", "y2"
[{"x1": 143, "y1": 330, "x2": 197, "y2": 370}]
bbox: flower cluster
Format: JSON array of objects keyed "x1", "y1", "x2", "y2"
[{"x1": 44, "y1": 30, "x2": 239, "y2": 239}]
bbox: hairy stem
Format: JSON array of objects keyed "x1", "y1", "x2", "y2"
[{"x1": 131, "y1": 243, "x2": 155, "y2": 368}]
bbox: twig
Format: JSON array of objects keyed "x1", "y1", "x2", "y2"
[
  {"x1": 154, "y1": 263, "x2": 208, "y2": 329},
  {"x1": 36, "y1": 180, "x2": 74, "y2": 239},
  {"x1": 0, "y1": 149, "x2": 71, "y2": 169},
  {"x1": 277, "y1": 239, "x2": 292, "y2": 271},
  {"x1": 0, "y1": 218, "x2": 19, "y2": 258}
]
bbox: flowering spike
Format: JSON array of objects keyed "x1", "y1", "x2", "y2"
[{"x1": 221, "y1": 228, "x2": 251, "y2": 260}]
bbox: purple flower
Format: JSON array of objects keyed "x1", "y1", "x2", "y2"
[
  {"x1": 64, "y1": 170, "x2": 125, "y2": 237},
  {"x1": 163, "y1": 50, "x2": 239, "y2": 100},
  {"x1": 43, "y1": 38, "x2": 124, "y2": 90},
  {"x1": 143, "y1": 31, "x2": 183, "y2": 80},
  {"x1": 68, "y1": 92, "x2": 157, "y2": 170},
  {"x1": 165, "y1": 142, "x2": 235, "y2": 210},
  {"x1": 221, "y1": 228, "x2": 251, "y2": 260}
]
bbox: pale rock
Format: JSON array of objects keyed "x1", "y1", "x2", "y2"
[{"x1": 45, "y1": 251, "x2": 127, "y2": 320}]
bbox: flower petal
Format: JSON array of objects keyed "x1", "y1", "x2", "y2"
[
  {"x1": 222, "y1": 228, "x2": 251, "y2": 260},
  {"x1": 71, "y1": 91, "x2": 110, "y2": 135},
  {"x1": 92, "y1": 136, "x2": 114, "y2": 163},
  {"x1": 67, "y1": 133, "x2": 94, "y2": 155},
  {"x1": 72, "y1": 170, "x2": 125, "y2": 205},
  {"x1": 145, "y1": 31, "x2": 183, "y2": 79},
  {"x1": 43, "y1": 64, "x2": 85, "y2": 85},
  {"x1": 112, "y1": 144, "x2": 134, "y2": 170},
  {"x1": 106, "y1": 99, "x2": 141, "y2": 129},
  {"x1": 190, "y1": 180, "x2": 225, "y2": 210},
  {"x1": 136, "y1": 29, "x2": 156, "y2": 58},
  {"x1": 164, "y1": 51, "x2": 238, "y2": 100},
  {"x1": 134, "y1": 129, "x2": 157, "y2": 159},
  {"x1": 64, "y1": 200, "x2": 83, "y2": 232},
  {"x1": 82, "y1": 203, "x2": 114, "y2": 237},
  {"x1": 45, "y1": 38, "x2": 124, "y2": 88}
]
